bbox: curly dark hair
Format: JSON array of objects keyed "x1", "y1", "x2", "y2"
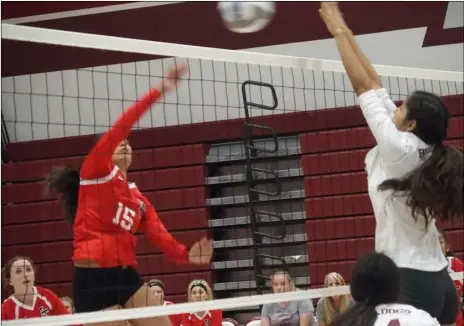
[{"x1": 46, "y1": 165, "x2": 80, "y2": 225}]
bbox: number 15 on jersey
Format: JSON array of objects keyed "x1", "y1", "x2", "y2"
[{"x1": 112, "y1": 202, "x2": 135, "y2": 231}]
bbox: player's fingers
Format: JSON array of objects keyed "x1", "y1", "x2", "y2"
[
  {"x1": 179, "y1": 63, "x2": 189, "y2": 73},
  {"x1": 319, "y1": 6, "x2": 330, "y2": 18},
  {"x1": 167, "y1": 64, "x2": 182, "y2": 79},
  {"x1": 205, "y1": 243, "x2": 213, "y2": 256},
  {"x1": 321, "y1": 2, "x2": 331, "y2": 10},
  {"x1": 201, "y1": 240, "x2": 212, "y2": 254},
  {"x1": 198, "y1": 237, "x2": 207, "y2": 247},
  {"x1": 178, "y1": 63, "x2": 189, "y2": 75},
  {"x1": 201, "y1": 244, "x2": 212, "y2": 260},
  {"x1": 174, "y1": 65, "x2": 186, "y2": 79},
  {"x1": 205, "y1": 239, "x2": 213, "y2": 252}
]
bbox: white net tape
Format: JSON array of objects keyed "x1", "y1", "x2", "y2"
[
  {"x1": 2, "y1": 272, "x2": 463, "y2": 326},
  {"x1": 2, "y1": 24, "x2": 463, "y2": 82}
]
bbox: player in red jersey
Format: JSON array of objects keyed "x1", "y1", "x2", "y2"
[
  {"x1": 439, "y1": 229, "x2": 464, "y2": 326},
  {"x1": 148, "y1": 279, "x2": 182, "y2": 326},
  {"x1": 47, "y1": 63, "x2": 213, "y2": 326},
  {"x1": 181, "y1": 280, "x2": 222, "y2": 326},
  {"x1": 1, "y1": 256, "x2": 75, "y2": 322}
]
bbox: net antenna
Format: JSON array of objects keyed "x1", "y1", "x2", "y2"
[{"x1": 241, "y1": 80, "x2": 287, "y2": 295}]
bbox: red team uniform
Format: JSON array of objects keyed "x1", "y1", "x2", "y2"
[
  {"x1": 2, "y1": 286, "x2": 70, "y2": 321},
  {"x1": 448, "y1": 256, "x2": 464, "y2": 326},
  {"x1": 181, "y1": 310, "x2": 223, "y2": 326},
  {"x1": 72, "y1": 88, "x2": 192, "y2": 314},
  {"x1": 165, "y1": 300, "x2": 182, "y2": 326},
  {"x1": 73, "y1": 88, "x2": 188, "y2": 267}
]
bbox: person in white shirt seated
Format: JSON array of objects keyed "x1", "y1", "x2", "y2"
[
  {"x1": 331, "y1": 251, "x2": 440, "y2": 326},
  {"x1": 319, "y1": 2, "x2": 462, "y2": 325}
]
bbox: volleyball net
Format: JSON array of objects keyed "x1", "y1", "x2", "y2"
[{"x1": 1, "y1": 23, "x2": 463, "y2": 326}]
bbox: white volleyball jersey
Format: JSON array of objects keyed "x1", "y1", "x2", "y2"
[
  {"x1": 374, "y1": 303, "x2": 439, "y2": 326},
  {"x1": 359, "y1": 89, "x2": 448, "y2": 272}
]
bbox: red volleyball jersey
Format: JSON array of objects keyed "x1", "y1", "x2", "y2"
[
  {"x1": 448, "y1": 256, "x2": 464, "y2": 326},
  {"x1": 1, "y1": 286, "x2": 70, "y2": 321},
  {"x1": 72, "y1": 88, "x2": 188, "y2": 267},
  {"x1": 164, "y1": 300, "x2": 182, "y2": 326},
  {"x1": 181, "y1": 309, "x2": 223, "y2": 326}
]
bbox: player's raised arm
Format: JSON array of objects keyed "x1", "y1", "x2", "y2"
[
  {"x1": 341, "y1": 22, "x2": 382, "y2": 90},
  {"x1": 80, "y1": 63, "x2": 188, "y2": 179},
  {"x1": 141, "y1": 197, "x2": 188, "y2": 263},
  {"x1": 329, "y1": 5, "x2": 398, "y2": 117},
  {"x1": 319, "y1": 2, "x2": 406, "y2": 160},
  {"x1": 319, "y1": 2, "x2": 376, "y2": 96}
]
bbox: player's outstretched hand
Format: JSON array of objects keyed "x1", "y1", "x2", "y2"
[
  {"x1": 188, "y1": 237, "x2": 213, "y2": 265},
  {"x1": 159, "y1": 63, "x2": 188, "y2": 94},
  {"x1": 319, "y1": 2, "x2": 348, "y2": 36}
]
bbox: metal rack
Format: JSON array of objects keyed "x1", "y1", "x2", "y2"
[{"x1": 241, "y1": 80, "x2": 288, "y2": 294}]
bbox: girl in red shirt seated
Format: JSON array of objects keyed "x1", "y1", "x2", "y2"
[
  {"x1": 439, "y1": 229, "x2": 464, "y2": 326},
  {"x1": 47, "y1": 63, "x2": 213, "y2": 326},
  {"x1": 148, "y1": 279, "x2": 182, "y2": 326},
  {"x1": 181, "y1": 279, "x2": 222, "y2": 326},
  {"x1": 1, "y1": 256, "x2": 74, "y2": 322}
]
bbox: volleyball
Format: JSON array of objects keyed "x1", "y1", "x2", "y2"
[{"x1": 217, "y1": 2, "x2": 276, "y2": 33}]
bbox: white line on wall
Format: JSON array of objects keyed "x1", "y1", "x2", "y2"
[{"x1": 1, "y1": 1, "x2": 184, "y2": 25}]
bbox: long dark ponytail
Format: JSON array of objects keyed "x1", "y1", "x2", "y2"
[
  {"x1": 378, "y1": 90, "x2": 463, "y2": 228},
  {"x1": 46, "y1": 166, "x2": 80, "y2": 225},
  {"x1": 330, "y1": 252, "x2": 402, "y2": 326}
]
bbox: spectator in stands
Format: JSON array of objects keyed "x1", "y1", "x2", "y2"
[
  {"x1": 181, "y1": 279, "x2": 222, "y2": 326},
  {"x1": 148, "y1": 279, "x2": 182, "y2": 326},
  {"x1": 316, "y1": 272, "x2": 351, "y2": 326},
  {"x1": 330, "y1": 251, "x2": 439, "y2": 326},
  {"x1": 47, "y1": 63, "x2": 213, "y2": 326},
  {"x1": 261, "y1": 270, "x2": 315, "y2": 326},
  {"x1": 61, "y1": 296, "x2": 75, "y2": 314},
  {"x1": 319, "y1": 2, "x2": 461, "y2": 325},
  {"x1": 1, "y1": 256, "x2": 73, "y2": 321},
  {"x1": 439, "y1": 230, "x2": 464, "y2": 326}
]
